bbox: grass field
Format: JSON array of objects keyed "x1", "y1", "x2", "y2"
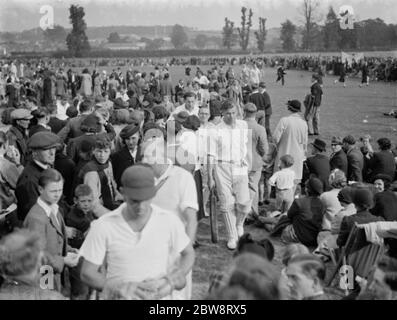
[{"x1": 1, "y1": 65, "x2": 396, "y2": 299}]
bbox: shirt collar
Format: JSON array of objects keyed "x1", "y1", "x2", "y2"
[
  {"x1": 34, "y1": 160, "x2": 49, "y2": 170},
  {"x1": 129, "y1": 148, "x2": 137, "y2": 159},
  {"x1": 37, "y1": 197, "x2": 58, "y2": 219},
  {"x1": 154, "y1": 159, "x2": 173, "y2": 185}
]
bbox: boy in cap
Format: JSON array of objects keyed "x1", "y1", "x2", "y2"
[
  {"x1": 342, "y1": 135, "x2": 364, "y2": 183},
  {"x1": 330, "y1": 136, "x2": 348, "y2": 176},
  {"x1": 15, "y1": 131, "x2": 60, "y2": 222},
  {"x1": 79, "y1": 165, "x2": 195, "y2": 300}
]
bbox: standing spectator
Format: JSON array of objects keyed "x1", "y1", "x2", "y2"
[
  {"x1": 23, "y1": 169, "x2": 79, "y2": 293},
  {"x1": 78, "y1": 137, "x2": 122, "y2": 217},
  {"x1": 329, "y1": 136, "x2": 348, "y2": 176},
  {"x1": 15, "y1": 131, "x2": 60, "y2": 222},
  {"x1": 244, "y1": 103, "x2": 268, "y2": 221},
  {"x1": 169, "y1": 92, "x2": 199, "y2": 120},
  {"x1": 159, "y1": 73, "x2": 175, "y2": 102},
  {"x1": 207, "y1": 99, "x2": 250, "y2": 250},
  {"x1": 79, "y1": 165, "x2": 195, "y2": 299},
  {"x1": 342, "y1": 135, "x2": 364, "y2": 183},
  {"x1": 111, "y1": 124, "x2": 141, "y2": 189},
  {"x1": 54, "y1": 144, "x2": 76, "y2": 206},
  {"x1": 6, "y1": 109, "x2": 32, "y2": 166},
  {"x1": 248, "y1": 82, "x2": 272, "y2": 138},
  {"x1": 79, "y1": 69, "x2": 92, "y2": 97},
  {"x1": 368, "y1": 138, "x2": 395, "y2": 182},
  {"x1": 303, "y1": 139, "x2": 331, "y2": 191},
  {"x1": 29, "y1": 107, "x2": 51, "y2": 137},
  {"x1": 55, "y1": 73, "x2": 67, "y2": 98},
  {"x1": 273, "y1": 100, "x2": 308, "y2": 188},
  {"x1": 306, "y1": 74, "x2": 323, "y2": 136}
]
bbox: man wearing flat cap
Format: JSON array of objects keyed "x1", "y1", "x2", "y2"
[
  {"x1": 306, "y1": 74, "x2": 323, "y2": 136},
  {"x1": 15, "y1": 131, "x2": 61, "y2": 222},
  {"x1": 303, "y1": 138, "x2": 331, "y2": 191},
  {"x1": 273, "y1": 100, "x2": 308, "y2": 186},
  {"x1": 6, "y1": 108, "x2": 33, "y2": 166},
  {"x1": 111, "y1": 124, "x2": 141, "y2": 189},
  {"x1": 248, "y1": 81, "x2": 272, "y2": 138},
  {"x1": 79, "y1": 165, "x2": 195, "y2": 300}
]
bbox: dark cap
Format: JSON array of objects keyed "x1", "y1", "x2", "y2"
[
  {"x1": 305, "y1": 177, "x2": 324, "y2": 196},
  {"x1": 311, "y1": 138, "x2": 326, "y2": 152},
  {"x1": 81, "y1": 114, "x2": 102, "y2": 133},
  {"x1": 28, "y1": 131, "x2": 60, "y2": 150},
  {"x1": 121, "y1": 165, "x2": 157, "y2": 201},
  {"x1": 182, "y1": 115, "x2": 200, "y2": 131},
  {"x1": 119, "y1": 124, "x2": 140, "y2": 140},
  {"x1": 287, "y1": 100, "x2": 301, "y2": 112},
  {"x1": 353, "y1": 188, "x2": 374, "y2": 209},
  {"x1": 337, "y1": 187, "x2": 353, "y2": 204}
]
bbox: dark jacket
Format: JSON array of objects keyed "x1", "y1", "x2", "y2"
[
  {"x1": 15, "y1": 161, "x2": 45, "y2": 221},
  {"x1": 304, "y1": 154, "x2": 331, "y2": 191},
  {"x1": 48, "y1": 117, "x2": 67, "y2": 134},
  {"x1": 57, "y1": 114, "x2": 89, "y2": 143},
  {"x1": 337, "y1": 210, "x2": 384, "y2": 247},
  {"x1": 54, "y1": 153, "x2": 76, "y2": 205},
  {"x1": 248, "y1": 91, "x2": 272, "y2": 115},
  {"x1": 345, "y1": 146, "x2": 364, "y2": 182},
  {"x1": 6, "y1": 125, "x2": 29, "y2": 166},
  {"x1": 368, "y1": 150, "x2": 395, "y2": 182},
  {"x1": 111, "y1": 146, "x2": 141, "y2": 189},
  {"x1": 330, "y1": 149, "x2": 348, "y2": 176},
  {"x1": 370, "y1": 190, "x2": 397, "y2": 222},
  {"x1": 310, "y1": 82, "x2": 323, "y2": 107},
  {"x1": 64, "y1": 206, "x2": 96, "y2": 249},
  {"x1": 287, "y1": 196, "x2": 325, "y2": 247}
]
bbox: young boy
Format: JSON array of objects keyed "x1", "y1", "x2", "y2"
[
  {"x1": 65, "y1": 184, "x2": 96, "y2": 300},
  {"x1": 23, "y1": 168, "x2": 79, "y2": 293},
  {"x1": 268, "y1": 154, "x2": 296, "y2": 215}
]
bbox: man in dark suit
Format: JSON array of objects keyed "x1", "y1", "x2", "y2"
[
  {"x1": 111, "y1": 124, "x2": 141, "y2": 189},
  {"x1": 248, "y1": 82, "x2": 272, "y2": 138},
  {"x1": 58, "y1": 99, "x2": 94, "y2": 143},
  {"x1": 307, "y1": 74, "x2": 323, "y2": 136},
  {"x1": 15, "y1": 131, "x2": 60, "y2": 222},
  {"x1": 371, "y1": 174, "x2": 397, "y2": 221},
  {"x1": 303, "y1": 138, "x2": 331, "y2": 191},
  {"x1": 343, "y1": 135, "x2": 364, "y2": 183},
  {"x1": 330, "y1": 136, "x2": 348, "y2": 176}
]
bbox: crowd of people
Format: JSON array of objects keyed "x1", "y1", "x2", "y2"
[{"x1": 0, "y1": 56, "x2": 396, "y2": 301}]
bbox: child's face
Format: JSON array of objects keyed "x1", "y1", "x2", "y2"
[
  {"x1": 39, "y1": 181, "x2": 64, "y2": 205},
  {"x1": 76, "y1": 195, "x2": 94, "y2": 213}
]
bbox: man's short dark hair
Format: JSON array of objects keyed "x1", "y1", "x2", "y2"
[
  {"x1": 38, "y1": 169, "x2": 64, "y2": 188},
  {"x1": 184, "y1": 92, "x2": 196, "y2": 100},
  {"x1": 79, "y1": 100, "x2": 92, "y2": 113}
]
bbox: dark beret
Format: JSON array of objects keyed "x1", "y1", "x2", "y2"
[{"x1": 119, "y1": 124, "x2": 140, "y2": 140}]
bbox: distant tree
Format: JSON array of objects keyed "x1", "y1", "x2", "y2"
[
  {"x1": 222, "y1": 18, "x2": 235, "y2": 50},
  {"x1": 142, "y1": 38, "x2": 165, "y2": 50},
  {"x1": 107, "y1": 32, "x2": 122, "y2": 43},
  {"x1": 300, "y1": 0, "x2": 321, "y2": 50},
  {"x1": 280, "y1": 19, "x2": 297, "y2": 52},
  {"x1": 66, "y1": 5, "x2": 90, "y2": 57},
  {"x1": 237, "y1": 7, "x2": 253, "y2": 51},
  {"x1": 255, "y1": 17, "x2": 267, "y2": 52},
  {"x1": 170, "y1": 24, "x2": 188, "y2": 49},
  {"x1": 357, "y1": 18, "x2": 394, "y2": 49},
  {"x1": 194, "y1": 34, "x2": 209, "y2": 49},
  {"x1": 323, "y1": 6, "x2": 341, "y2": 50}
]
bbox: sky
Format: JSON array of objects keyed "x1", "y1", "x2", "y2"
[{"x1": 1, "y1": 0, "x2": 397, "y2": 32}]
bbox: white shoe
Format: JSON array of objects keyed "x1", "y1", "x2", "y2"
[
  {"x1": 227, "y1": 239, "x2": 237, "y2": 250},
  {"x1": 237, "y1": 226, "x2": 244, "y2": 237}
]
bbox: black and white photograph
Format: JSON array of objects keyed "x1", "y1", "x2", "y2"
[{"x1": 0, "y1": 0, "x2": 397, "y2": 304}]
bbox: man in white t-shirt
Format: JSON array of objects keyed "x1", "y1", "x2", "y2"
[
  {"x1": 168, "y1": 92, "x2": 199, "y2": 121},
  {"x1": 79, "y1": 165, "x2": 195, "y2": 300}
]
